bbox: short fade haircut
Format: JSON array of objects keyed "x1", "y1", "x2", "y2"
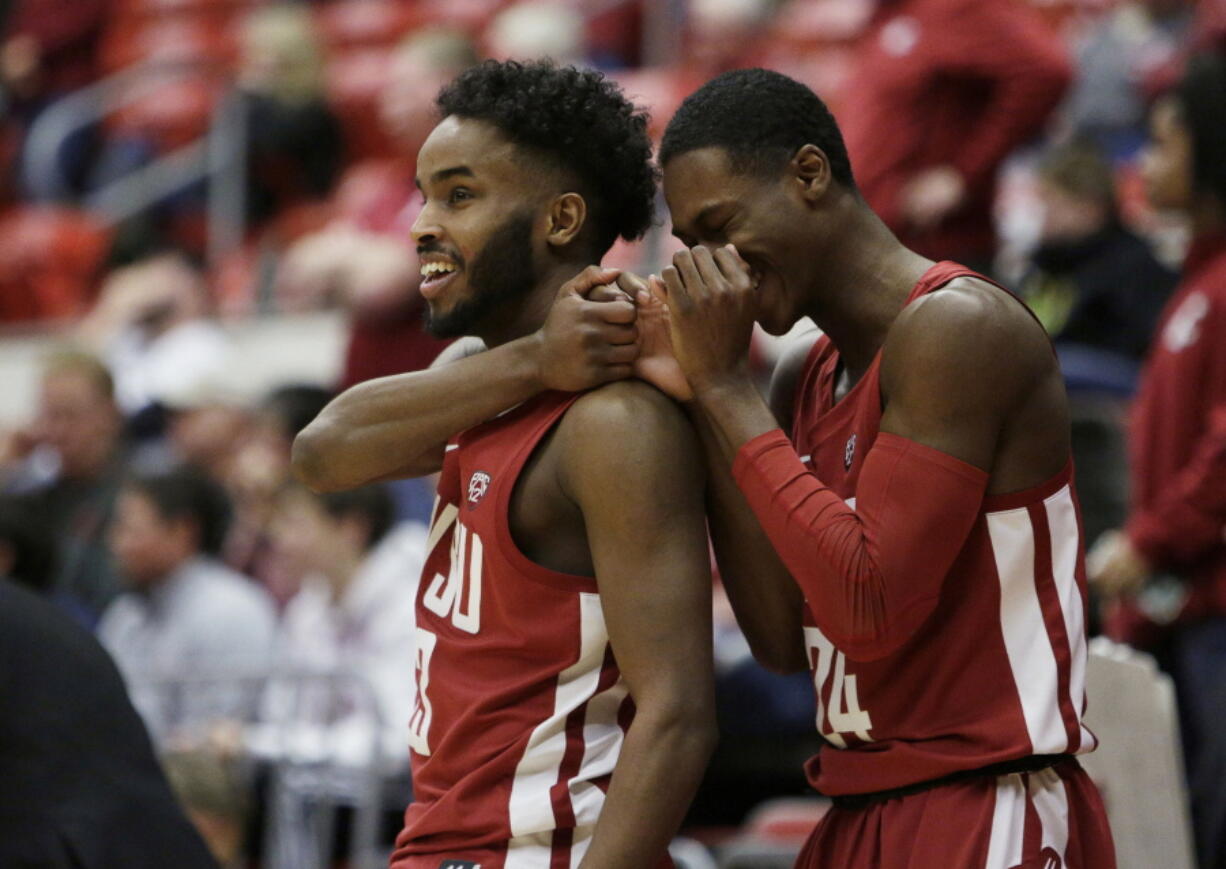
[
  {"x1": 1038, "y1": 138, "x2": 1117, "y2": 209},
  {"x1": 125, "y1": 467, "x2": 232, "y2": 557},
  {"x1": 660, "y1": 68, "x2": 856, "y2": 190},
  {"x1": 1177, "y1": 51, "x2": 1226, "y2": 209},
  {"x1": 436, "y1": 59, "x2": 658, "y2": 254}
]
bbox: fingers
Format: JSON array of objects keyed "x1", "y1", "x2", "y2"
[
  {"x1": 713, "y1": 244, "x2": 751, "y2": 285},
  {"x1": 588, "y1": 297, "x2": 636, "y2": 325},
  {"x1": 647, "y1": 275, "x2": 668, "y2": 305},
  {"x1": 601, "y1": 322, "x2": 639, "y2": 346},
  {"x1": 587, "y1": 283, "x2": 632, "y2": 304},
  {"x1": 560, "y1": 265, "x2": 622, "y2": 299},
  {"x1": 604, "y1": 342, "x2": 640, "y2": 365},
  {"x1": 661, "y1": 265, "x2": 689, "y2": 311},
  {"x1": 614, "y1": 271, "x2": 649, "y2": 298},
  {"x1": 673, "y1": 249, "x2": 704, "y2": 297},
  {"x1": 691, "y1": 245, "x2": 724, "y2": 288}
]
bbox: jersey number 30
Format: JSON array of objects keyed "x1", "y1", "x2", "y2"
[{"x1": 804, "y1": 626, "x2": 874, "y2": 748}]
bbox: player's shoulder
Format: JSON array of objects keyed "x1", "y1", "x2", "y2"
[
  {"x1": 886, "y1": 276, "x2": 1051, "y2": 372},
  {"x1": 560, "y1": 379, "x2": 689, "y2": 442}
]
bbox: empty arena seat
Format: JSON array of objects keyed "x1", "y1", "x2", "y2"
[
  {"x1": 107, "y1": 74, "x2": 224, "y2": 151},
  {"x1": 715, "y1": 797, "x2": 830, "y2": 869},
  {"x1": 1080, "y1": 637, "x2": 1196, "y2": 869},
  {"x1": 315, "y1": 0, "x2": 425, "y2": 51},
  {"x1": 0, "y1": 207, "x2": 112, "y2": 323},
  {"x1": 100, "y1": 18, "x2": 237, "y2": 74}
]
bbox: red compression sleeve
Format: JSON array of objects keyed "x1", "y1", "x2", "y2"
[{"x1": 732, "y1": 430, "x2": 989, "y2": 661}]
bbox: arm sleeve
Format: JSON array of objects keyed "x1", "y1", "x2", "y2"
[
  {"x1": 732, "y1": 430, "x2": 989, "y2": 661},
  {"x1": 933, "y1": 5, "x2": 1072, "y2": 191},
  {"x1": 1128, "y1": 404, "x2": 1226, "y2": 568}
]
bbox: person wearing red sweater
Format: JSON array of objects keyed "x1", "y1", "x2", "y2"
[
  {"x1": 837, "y1": 0, "x2": 1072, "y2": 270},
  {"x1": 643, "y1": 68, "x2": 1114, "y2": 868},
  {"x1": 1088, "y1": 52, "x2": 1226, "y2": 869}
]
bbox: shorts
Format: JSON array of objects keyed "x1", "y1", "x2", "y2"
[
  {"x1": 390, "y1": 826, "x2": 674, "y2": 869},
  {"x1": 796, "y1": 759, "x2": 1116, "y2": 868}
]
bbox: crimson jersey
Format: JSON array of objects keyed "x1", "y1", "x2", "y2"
[
  {"x1": 390, "y1": 392, "x2": 635, "y2": 868},
  {"x1": 789, "y1": 262, "x2": 1097, "y2": 796}
]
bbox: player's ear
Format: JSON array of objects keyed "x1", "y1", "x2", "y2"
[
  {"x1": 545, "y1": 192, "x2": 587, "y2": 249},
  {"x1": 792, "y1": 144, "x2": 832, "y2": 204}
]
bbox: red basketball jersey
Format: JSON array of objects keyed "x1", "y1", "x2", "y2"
[
  {"x1": 790, "y1": 262, "x2": 1098, "y2": 796},
  {"x1": 390, "y1": 391, "x2": 634, "y2": 867}
]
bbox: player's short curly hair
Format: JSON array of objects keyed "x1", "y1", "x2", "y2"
[
  {"x1": 437, "y1": 59, "x2": 657, "y2": 255},
  {"x1": 660, "y1": 68, "x2": 856, "y2": 190}
]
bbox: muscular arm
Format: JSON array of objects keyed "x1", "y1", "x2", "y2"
[
  {"x1": 691, "y1": 287, "x2": 1048, "y2": 661},
  {"x1": 690, "y1": 334, "x2": 816, "y2": 673},
  {"x1": 292, "y1": 267, "x2": 638, "y2": 490},
  {"x1": 558, "y1": 381, "x2": 717, "y2": 869}
]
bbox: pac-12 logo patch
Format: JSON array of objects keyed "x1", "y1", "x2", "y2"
[
  {"x1": 844, "y1": 434, "x2": 857, "y2": 470},
  {"x1": 467, "y1": 471, "x2": 491, "y2": 508}
]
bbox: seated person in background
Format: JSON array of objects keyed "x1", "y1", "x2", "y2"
[
  {"x1": 1022, "y1": 138, "x2": 1176, "y2": 367},
  {"x1": 258, "y1": 483, "x2": 424, "y2": 769},
  {"x1": 2, "y1": 349, "x2": 127, "y2": 622},
  {"x1": 236, "y1": 4, "x2": 344, "y2": 227},
  {"x1": 0, "y1": 500, "x2": 217, "y2": 869},
  {"x1": 99, "y1": 467, "x2": 276, "y2": 742},
  {"x1": 276, "y1": 26, "x2": 479, "y2": 388}
]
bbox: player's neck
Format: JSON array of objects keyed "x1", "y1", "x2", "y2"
[
  {"x1": 801, "y1": 207, "x2": 932, "y2": 375},
  {"x1": 478, "y1": 260, "x2": 597, "y2": 348}
]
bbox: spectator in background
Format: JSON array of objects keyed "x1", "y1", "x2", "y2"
[
  {"x1": 237, "y1": 4, "x2": 343, "y2": 227},
  {"x1": 262, "y1": 483, "x2": 423, "y2": 767},
  {"x1": 160, "y1": 749, "x2": 250, "y2": 869},
  {"x1": 0, "y1": 578, "x2": 218, "y2": 869},
  {"x1": 1023, "y1": 138, "x2": 1175, "y2": 365},
  {"x1": 1, "y1": 350, "x2": 126, "y2": 621},
  {"x1": 1022, "y1": 138, "x2": 1176, "y2": 548},
  {"x1": 99, "y1": 468, "x2": 276, "y2": 741},
  {"x1": 224, "y1": 384, "x2": 332, "y2": 605},
  {"x1": 76, "y1": 250, "x2": 230, "y2": 420},
  {"x1": 484, "y1": 1, "x2": 585, "y2": 64},
  {"x1": 838, "y1": 0, "x2": 1072, "y2": 272},
  {"x1": 1, "y1": 0, "x2": 108, "y2": 200},
  {"x1": 1060, "y1": 0, "x2": 1195, "y2": 158},
  {"x1": 1088, "y1": 51, "x2": 1226, "y2": 869},
  {"x1": 276, "y1": 27, "x2": 475, "y2": 389}
]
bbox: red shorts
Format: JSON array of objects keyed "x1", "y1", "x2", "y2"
[
  {"x1": 797, "y1": 760, "x2": 1115, "y2": 869},
  {"x1": 390, "y1": 826, "x2": 674, "y2": 869}
]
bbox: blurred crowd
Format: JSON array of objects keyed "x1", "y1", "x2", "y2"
[{"x1": 2, "y1": 0, "x2": 1226, "y2": 866}]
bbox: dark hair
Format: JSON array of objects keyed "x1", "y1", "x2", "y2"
[
  {"x1": 436, "y1": 59, "x2": 657, "y2": 254},
  {"x1": 126, "y1": 468, "x2": 232, "y2": 556},
  {"x1": 264, "y1": 384, "x2": 333, "y2": 441},
  {"x1": 660, "y1": 68, "x2": 856, "y2": 189},
  {"x1": 1177, "y1": 51, "x2": 1226, "y2": 208},
  {"x1": 1038, "y1": 137, "x2": 1117, "y2": 208},
  {"x1": 317, "y1": 485, "x2": 394, "y2": 551},
  {"x1": 0, "y1": 496, "x2": 57, "y2": 593}
]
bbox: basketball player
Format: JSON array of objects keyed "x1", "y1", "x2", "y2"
[
  {"x1": 292, "y1": 61, "x2": 716, "y2": 868},
  {"x1": 639, "y1": 69, "x2": 1116, "y2": 867}
]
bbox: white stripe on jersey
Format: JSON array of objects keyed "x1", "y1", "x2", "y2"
[
  {"x1": 987, "y1": 506, "x2": 1067, "y2": 754},
  {"x1": 508, "y1": 593, "x2": 611, "y2": 838},
  {"x1": 1044, "y1": 487, "x2": 1096, "y2": 751},
  {"x1": 503, "y1": 829, "x2": 552, "y2": 868},
  {"x1": 1029, "y1": 766, "x2": 1071, "y2": 859},
  {"x1": 984, "y1": 773, "x2": 1026, "y2": 869},
  {"x1": 568, "y1": 676, "x2": 629, "y2": 826}
]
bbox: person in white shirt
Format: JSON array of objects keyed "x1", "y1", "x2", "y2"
[
  {"x1": 261, "y1": 483, "x2": 424, "y2": 769},
  {"x1": 98, "y1": 467, "x2": 277, "y2": 742}
]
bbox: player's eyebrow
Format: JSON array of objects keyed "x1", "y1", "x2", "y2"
[
  {"x1": 672, "y1": 202, "x2": 732, "y2": 243},
  {"x1": 415, "y1": 166, "x2": 476, "y2": 190}
]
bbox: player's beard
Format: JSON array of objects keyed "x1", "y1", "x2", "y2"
[{"x1": 424, "y1": 210, "x2": 537, "y2": 339}]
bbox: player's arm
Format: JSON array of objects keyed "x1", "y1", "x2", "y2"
[
  {"x1": 664, "y1": 249, "x2": 1038, "y2": 660},
  {"x1": 558, "y1": 381, "x2": 717, "y2": 869},
  {"x1": 292, "y1": 267, "x2": 639, "y2": 490},
  {"x1": 690, "y1": 333, "x2": 816, "y2": 673}
]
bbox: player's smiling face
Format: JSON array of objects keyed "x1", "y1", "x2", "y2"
[
  {"x1": 663, "y1": 146, "x2": 817, "y2": 336},
  {"x1": 412, "y1": 116, "x2": 543, "y2": 338}
]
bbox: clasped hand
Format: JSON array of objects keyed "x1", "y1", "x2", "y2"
[{"x1": 533, "y1": 247, "x2": 756, "y2": 402}]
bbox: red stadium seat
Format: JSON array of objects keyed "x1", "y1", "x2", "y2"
[
  {"x1": 314, "y1": 0, "x2": 425, "y2": 51},
  {"x1": 0, "y1": 208, "x2": 112, "y2": 323},
  {"x1": 100, "y1": 18, "x2": 237, "y2": 74},
  {"x1": 106, "y1": 74, "x2": 224, "y2": 152},
  {"x1": 325, "y1": 48, "x2": 397, "y2": 162},
  {"x1": 769, "y1": 0, "x2": 874, "y2": 52},
  {"x1": 610, "y1": 67, "x2": 689, "y2": 141}
]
